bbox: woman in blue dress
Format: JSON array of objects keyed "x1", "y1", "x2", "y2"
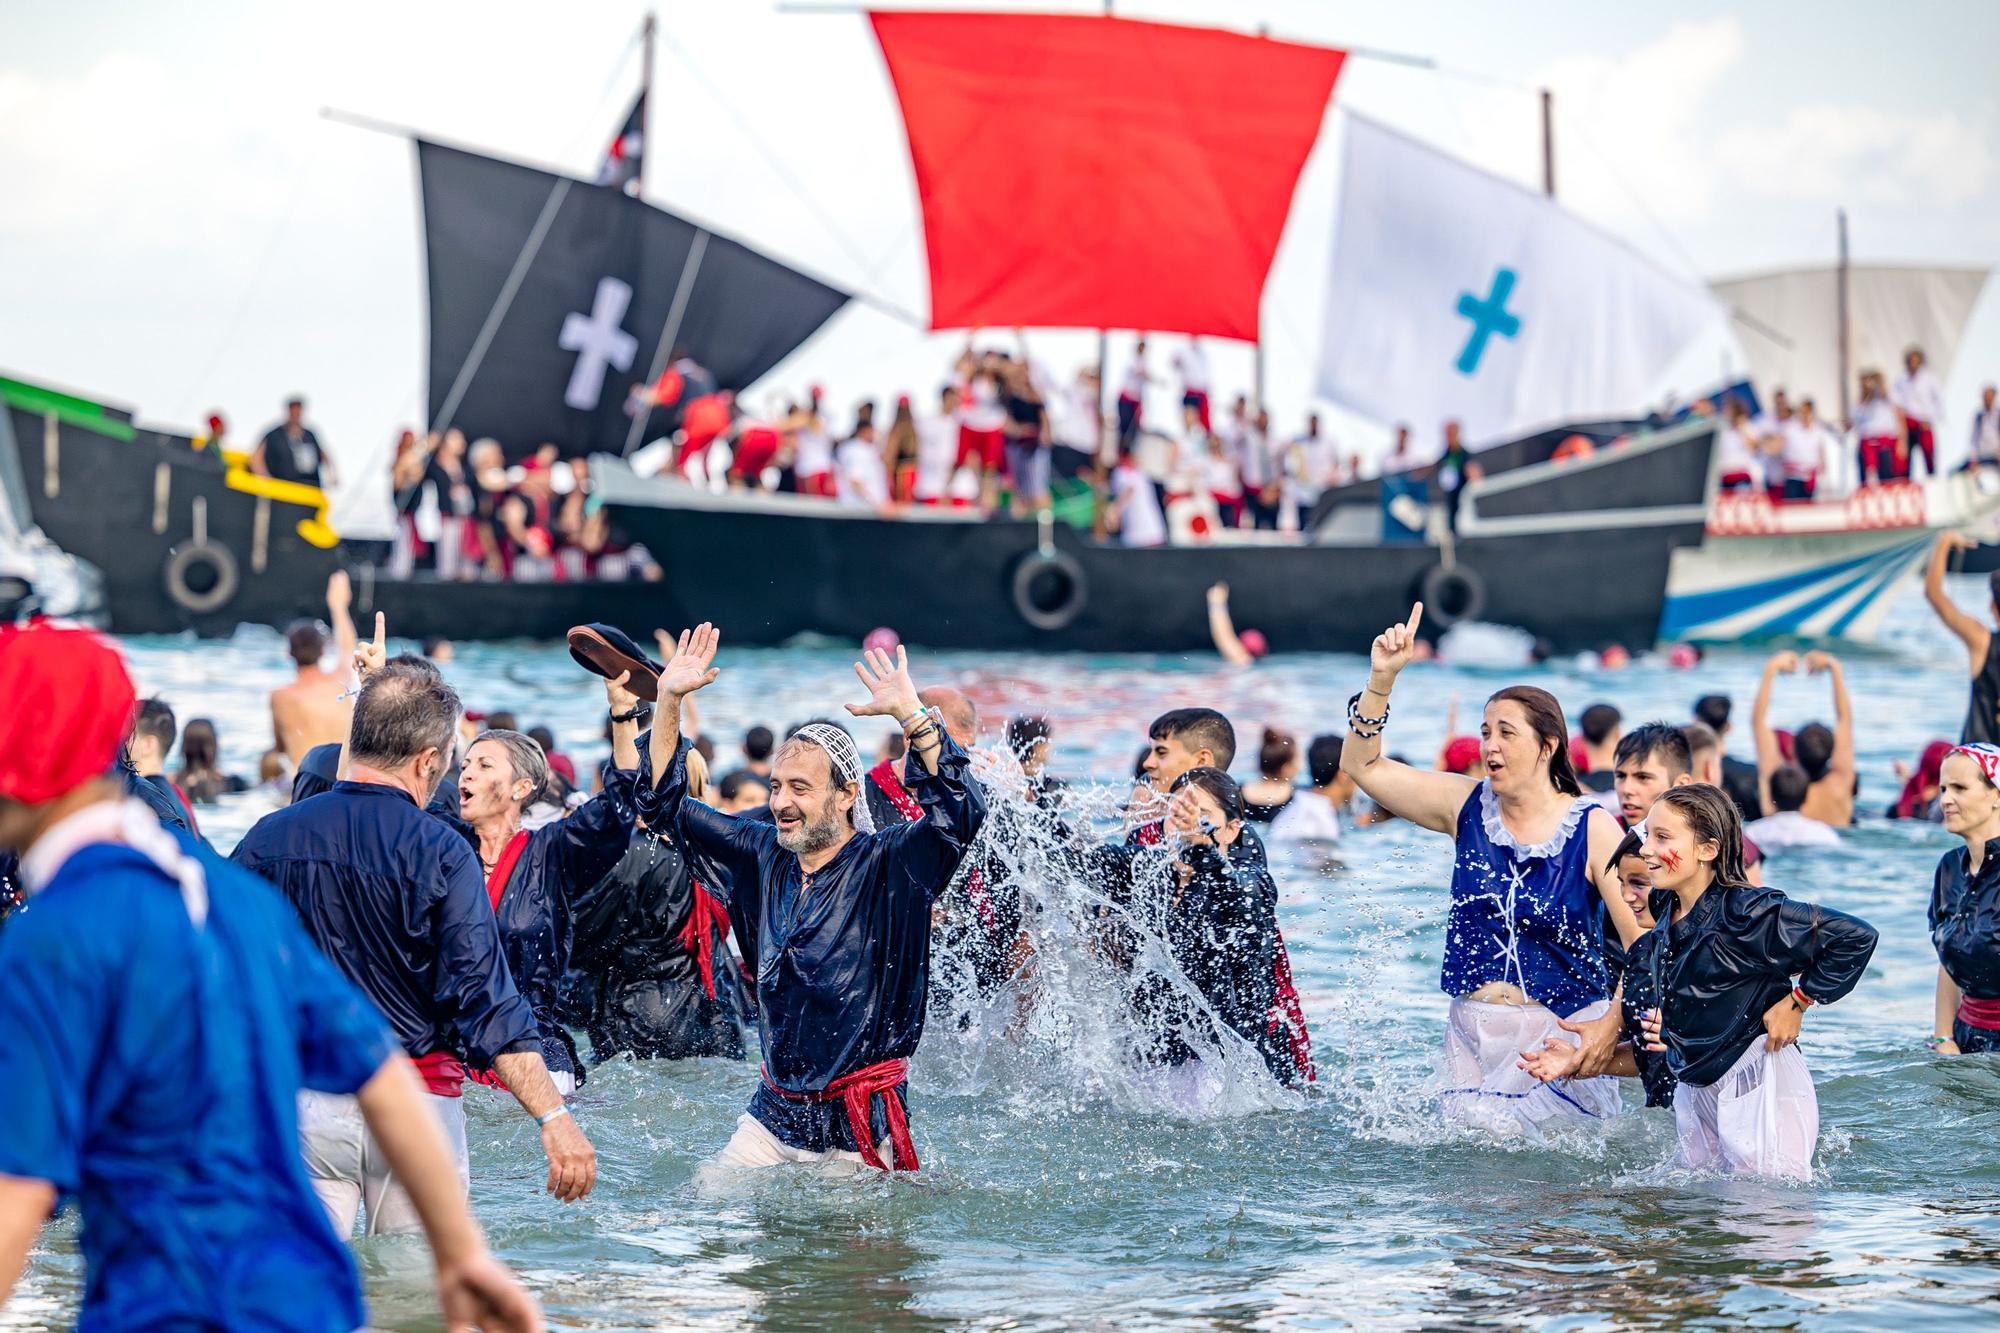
[{"x1": 1340, "y1": 603, "x2": 1642, "y2": 1135}]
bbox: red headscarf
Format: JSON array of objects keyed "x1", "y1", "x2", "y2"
[
  {"x1": 0, "y1": 621, "x2": 137, "y2": 805},
  {"x1": 1894, "y1": 740, "x2": 1954, "y2": 819}
]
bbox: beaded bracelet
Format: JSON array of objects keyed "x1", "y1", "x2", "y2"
[{"x1": 1347, "y1": 690, "x2": 1390, "y2": 738}]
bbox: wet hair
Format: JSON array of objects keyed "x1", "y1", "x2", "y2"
[
  {"x1": 1579, "y1": 702, "x2": 1622, "y2": 747},
  {"x1": 1769, "y1": 763, "x2": 1812, "y2": 813},
  {"x1": 1258, "y1": 728, "x2": 1298, "y2": 779},
  {"x1": 1614, "y1": 721, "x2": 1692, "y2": 778},
  {"x1": 350, "y1": 659, "x2": 461, "y2": 770},
  {"x1": 718, "y1": 768, "x2": 768, "y2": 804},
  {"x1": 1007, "y1": 715, "x2": 1052, "y2": 761},
  {"x1": 131, "y1": 698, "x2": 177, "y2": 752},
  {"x1": 743, "y1": 725, "x2": 775, "y2": 762},
  {"x1": 1693, "y1": 694, "x2": 1732, "y2": 732},
  {"x1": 1170, "y1": 766, "x2": 1244, "y2": 823},
  {"x1": 179, "y1": 717, "x2": 220, "y2": 774},
  {"x1": 1794, "y1": 723, "x2": 1835, "y2": 783},
  {"x1": 1133, "y1": 745, "x2": 1152, "y2": 781},
  {"x1": 286, "y1": 621, "x2": 326, "y2": 667},
  {"x1": 1148, "y1": 707, "x2": 1237, "y2": 770},
  {"x1": 1306, "y1": 734, "x2": 1344, "y2": 788},
  {"x1": 1651, "y1": 784, "x2": 1753, "y2": 890},
  {"x1": 1486, "y1": 685, "x2": 1582, "y2": 797},
  {"x1": 469, "y1": 728, "x2": 551, "y2": 810},
  {"x1": 485, "y1": 711, "x2": 518, "y2": 734}
]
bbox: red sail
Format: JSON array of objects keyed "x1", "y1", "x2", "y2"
[{"x1": 870, "y1": 11, "x2": 1344, "y2": 341}]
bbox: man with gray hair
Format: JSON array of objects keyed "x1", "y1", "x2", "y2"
[
  {"x1": 636, "y1": 625, "x2": 986, "y2": 1171},
  {"x1": 233, "y1": 650, "x2": 596, "y2": 1235}
]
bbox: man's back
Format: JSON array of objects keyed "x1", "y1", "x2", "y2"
[
  {"x1": 231, "y1": 780, "x2": 533, "y2": 1067},
  {"x1": 0, "y1": 835, "x2": 391, "y2": 1332},
  {"x1": 272, "y1": 666, "x2": 350, "y2": 763}
]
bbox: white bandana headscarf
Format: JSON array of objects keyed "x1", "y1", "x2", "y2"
[{"x1": 793, "y1": 722, "x2": 874, "y2": 834}]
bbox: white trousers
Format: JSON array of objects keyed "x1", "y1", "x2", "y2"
[
  {"x1": 299, "y1": 1089, "x2": 469, "y2": 1237},
  {"x1": 711, "y1": 1113, "x2": 892, "y2": 1171},
  {"x1": 1441, "y1": 997, "x2": 1623, "y2": 1137},
  {"x1": 1674, "y1": 1040, "x2": 1818, "y2": 1181}
]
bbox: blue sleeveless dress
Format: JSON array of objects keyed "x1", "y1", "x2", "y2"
[{"x1": 1443, "y1": 782, "x2": 1610, "y2": 1015}]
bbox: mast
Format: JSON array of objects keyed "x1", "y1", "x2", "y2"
[
  {"x1": 1540, "y1": 88, "x2": 1555, "y2": 197},
  {"x1": 1836, "y1": 208, "x2": 1851, "y2": 422},
  {"x1": 638, "y1": 11, "x2": 656, "y2": 197}
]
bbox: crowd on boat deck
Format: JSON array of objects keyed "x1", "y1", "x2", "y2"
[{"x1": 18, "y1": 543, "x2": 2000, "y2": 1324}]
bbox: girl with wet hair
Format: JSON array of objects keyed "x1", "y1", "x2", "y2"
[
  {"x1": 1929, "y1": 744, "x2": 2000, "y2": 1054},
  {"x1": 1523, "y1": 784, "x2": 1877, "y2": 1179},
  {"x1": 174, "y1": 718, "x2": 247, "y2": 804},
  {"x1": 1340, "y1": 604, "x2": 1641, "y2": 1136}
]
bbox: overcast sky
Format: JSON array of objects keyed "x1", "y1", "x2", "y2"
[{"x1": 2, "y1": 1, "x2": 1995, "y2": 528}]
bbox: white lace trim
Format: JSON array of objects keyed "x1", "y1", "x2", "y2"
[{"x1": 1477, "y1": 782, "x2": 1589, "y2": 862}]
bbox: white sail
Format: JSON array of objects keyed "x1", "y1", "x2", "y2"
[
  {"x1": 1315, "y1": 112, "x2": 1723, "y2": 444},
  {"x1": 1712, "y1": 263, "x2": 1992, "y2": 413}
]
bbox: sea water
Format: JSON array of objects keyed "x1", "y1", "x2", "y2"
[{"x1": 6, "y1": 578, "x2": 2000, "y2": 1332}]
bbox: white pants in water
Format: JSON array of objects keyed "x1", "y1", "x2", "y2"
[
  {"x1": 1441, "y1": 997, "x2": 1622, "y2": 1136},
  {"x1": 711, "y1": 1113, "x2": 893, "y2": 1171},
  {"x1": 1674, "y1": 1040, "x2": 1818, "y2": 1180},
  {"x1": 299, "y1": 1089, "x2": 470, "y2": 1237}
]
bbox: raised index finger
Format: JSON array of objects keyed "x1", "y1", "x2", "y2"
[
  {"x1": 372, "y1": 612, "x2": 386, "y2": 650},
  {"x1": 1406, "y1": 602, "x2": 1424, "y2": 638}
]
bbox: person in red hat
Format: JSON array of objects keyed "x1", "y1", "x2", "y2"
[{"x1": 0, "y1": 622, "x2": 541, "y2": 1331}]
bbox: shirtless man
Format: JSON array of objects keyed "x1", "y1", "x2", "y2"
[
  {"x1": 1753, "y1": 650, "x2": 1856, "y2": 828},
  {"x1": 271, "y1": 572, "x2": 360, "y2": 763}
]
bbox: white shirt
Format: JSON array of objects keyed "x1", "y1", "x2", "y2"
[
  {"x1": 1112, "y1": 464, "x2": 1167, "y2": 547},
  {"x1": 1120, "y1": 358, "x2": 1147, "y2": 401},
  {"x1": 1782, "y1": 419, "x2": 1832, "y2": 478},
  {"x1": 1236, "y1": 423, "x2": 1275, "y2": 489},
  {"x1": 834, "y1": 437, "x2": 890, "y2": 507},
  {"x1": 795, "y1": 425, "x2": 834, "y2": 478},
  {"x1": 1893, "y1": 367, "x2": 1944, "y2": 424},
  {"x1": 1285, "y1": 433, "x2": 1337, "y2": 501},
  {"x1": 914, "y1": 414, "x2": 959, "y2": 500},
  {"x1": 1270, "y1": 791, "x2": 1342, "y2": 842},
  {"x1": 1172, "y1": 342, "x2": 1209, "y2": 393},
  {"x1": 1203, "y1": 451, "x2": 1243, "y2": 499},
  {"x1": 1056, "y1": 380, "x2": 1102, "y2": 453},
  {"x1": 1853, "y1": 398, "x2": 1901, "y2": 440},
  {"x1": 1743, "y1": 811, "x2": 1842, "y2": 850},
  {"x1": 961, "y1": 377, "x2": 1006, "y2": 432},
  {"x1": 1716, "y1": 422, "x2": 1761, "y2": 477}
]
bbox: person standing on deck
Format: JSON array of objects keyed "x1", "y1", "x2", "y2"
[
  {"x1": 1894, "y1": 346, "x2": 1945, "y2": 478},
  {"x1": 251, "y1": 394, "x2": 336, "y2": 490},
  {"x1": 635, "y1": 628, "x2": 987, "y2": 1171}
]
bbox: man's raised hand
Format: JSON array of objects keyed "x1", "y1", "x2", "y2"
[
  {"x1": 353, "y1": 612, "x2": 386, "y2": 681},
  {"x1": 655, "y1": 624, "x2": 721, "y2": 700},
  {"x1": 847, "y1": 644, "x2": 920, "y2": 721}
]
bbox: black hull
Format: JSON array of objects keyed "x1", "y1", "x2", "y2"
[{"x1": 604, "y1": 497, "x2": 1703, "y2": 655}]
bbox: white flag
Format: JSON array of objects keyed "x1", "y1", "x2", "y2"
[{"x1": 1315, "y1": 114, "x2": 1721, "y2": 443}]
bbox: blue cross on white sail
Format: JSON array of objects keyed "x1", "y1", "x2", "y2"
[{"x1": 1315, "y1": 112, "x2": 1721, "y2": 443}]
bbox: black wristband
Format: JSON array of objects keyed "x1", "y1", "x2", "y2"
[{"x1": 610, "y1": 703, "x2": 653, "y2": 725}]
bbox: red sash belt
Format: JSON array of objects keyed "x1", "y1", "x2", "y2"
[
  {"x1": 762, "y1": 1058, "x2": 918, "y2": 1172},
  {"x1": 679, "y1": 882, "x2": 733, "y2": 1001},
  {"x1": 412, "y1": 1051, "x2": 466, "y2": 1097},
  {"x1": 1959, "y1": 994, "x2": 2000, "y2": 1030}
]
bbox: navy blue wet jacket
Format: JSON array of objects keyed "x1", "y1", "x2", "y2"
[
  {"x1": 1932, "y1": 840, "x2": 2000, "y2": 998},
  {"x1": 231, "y1": 780, "x2": 540, "y2": 1068},
  {"x1": 488, "y1": 771, "x2": 642, "y2": 1080},
  {"x1": 1626, "y1": 881, "x2": 1877, "y2": 1087},
  {"x1": 635, "y1": 735, "x2": 985, "y2": 1148}
]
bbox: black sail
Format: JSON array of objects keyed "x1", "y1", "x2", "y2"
[{"x1": 418, "y1": 139, "x2": 851, "y2": 460}]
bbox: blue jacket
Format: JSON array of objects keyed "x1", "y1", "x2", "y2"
[
  {"x1": 637, "y1": 737, "x2": 984, "y2": 1112},
  {"x1": 0, "y1": 819, "x2": 395, "y2": 1331},
  {"x1": 490, "y1": 773, "x2": 641, "y2": 1080},
  {"x1": 231, "y1": 781, "x2": 539, "y2": 1068}
]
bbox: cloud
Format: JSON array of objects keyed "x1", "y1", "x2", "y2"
[{"x1": 1715, "y1": 103, "x2": 1994, "y2": 206}]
